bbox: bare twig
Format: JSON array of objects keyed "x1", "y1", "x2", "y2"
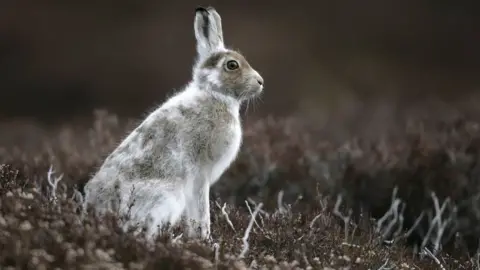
[
  {"x1": 393, "y1": 202, "x2": 406, "y2": 239},
  {"x1": 215, "y1": 201, "x2": 236, "y2": 232},
  {"x1": 239, "y1": 202, "x2": 263, "y2": 259},
  {"x1": 213, "y1": 242, "x2": 220, "y2": 264},
  {"x1": 246, "y1": 197, "x2": 269, "y2": 216},
  {"x1": 47, "y1": 165, "x2": 64, "y2": 203},
  {"x1": 333, "y1": 194, "x2": 352, "y2": 243},
  {"x1": 247, "y1": 197, "x2": 270, "y2": 226},
  {"x1": 274, "y1": 190, "x2": 287, "y2": 215},
  {"x1": 377, "y1": 258, "x2": 393, "y2": 270},
  {"x1": 341, "y1": 242, "x2": 361, "y2": 248},
  {"x1": 376, "y1": 186, "x2": 406, "y2": 241},
  {"x1": 245, "y1": 200, "x2": 262, "y2": 231},
  {"x1": 309, "y1": 213, "x2": 322, "y2": 230},
  {"x1": 404, "y1": 211, "x2": 425, "y2": 239},
  {"x1": 422, "y1": 247, "x2": 446, "y2": 270},
  {"x1": 420, "y1": 192, "x2": 456, "y2": 255}
]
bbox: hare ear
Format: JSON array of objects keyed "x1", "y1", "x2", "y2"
[{"x1": 194, "y1": 6, "x2": 225, "y2": 59}]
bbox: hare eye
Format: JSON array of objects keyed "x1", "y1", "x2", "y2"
[{"x1": 226, "y1": 60, "x2": 239, "y2": 70}]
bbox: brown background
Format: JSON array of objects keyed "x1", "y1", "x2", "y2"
[{"x1": 1, "y1": 0, "x2": 479, "y2": 122}]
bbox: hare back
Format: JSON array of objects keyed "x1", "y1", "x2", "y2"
[
  {"x1": 162, "y1": 88, "x2": 243, "y2": 184},
  {"x1": 96, "y1": 88, "x2": 241, "y2": 185}
]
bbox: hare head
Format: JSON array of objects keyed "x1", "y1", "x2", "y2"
[{"x1": 193, "y1": 6, "x2": 264, "y2": 102}]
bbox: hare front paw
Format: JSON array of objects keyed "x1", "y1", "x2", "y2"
[{"x1": 186, "y1": 219, "x2": 211, "y2": 240}]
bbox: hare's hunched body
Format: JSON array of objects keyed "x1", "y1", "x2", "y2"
[{"x1": 83, "y1": 6, "x2": 264, "y2": 240}]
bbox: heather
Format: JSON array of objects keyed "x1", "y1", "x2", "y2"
[{"x1": 1, "y1": 98, "x2": 480, "y2": 269}]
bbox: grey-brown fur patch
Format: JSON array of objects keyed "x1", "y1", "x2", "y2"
[
  {"x1": 186, "y1": 96, "x2": 236, "y2": 162},
  {"x1": 108, "y1": 117, "x2": 184, "y2": 181},
  {"x1": 202, "y1": 52, "x2": 225, "y2": 69},
  {"x1": 178, "y1": 105, "x2": 200, "y2": 119},
  {"x1": 130, "y1": 155, "x2": 156, "y2": 178}
]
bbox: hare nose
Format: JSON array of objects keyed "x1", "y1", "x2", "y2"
[{"x1": 256, "y1": 77, "x2": 264, "y2": 86}]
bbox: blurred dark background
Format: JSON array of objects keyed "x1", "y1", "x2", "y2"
[{"x1": 1, "y1": 0, "x2": 479, "y2": 123}]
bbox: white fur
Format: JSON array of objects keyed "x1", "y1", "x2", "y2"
[
  {"x1": 83, "y1": 6, "x2": 260, "y2": 242},
  {"x1": 83, "y1": 84, "x2": 242, "y2": 240}
]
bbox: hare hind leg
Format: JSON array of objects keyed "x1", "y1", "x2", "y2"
[{"x1": 120, "y1": 179, "x2": 187, "y2": 240}]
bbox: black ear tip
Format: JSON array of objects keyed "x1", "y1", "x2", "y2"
[{"x1": 195, "y1": 6, "x2": 209, "y2": 14}]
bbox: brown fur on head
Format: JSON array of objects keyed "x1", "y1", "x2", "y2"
[{"x1": 193, "y1": 6, "x2": 264, "y2": 101}]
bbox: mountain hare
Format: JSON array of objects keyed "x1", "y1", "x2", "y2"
[{"x1": 83, "y1": 6, "x2": 264, "y2": 240}]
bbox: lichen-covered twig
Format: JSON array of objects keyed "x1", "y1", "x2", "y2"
[
  {"x1": 403, "y1": 211, "x2": 425, "y2": 239},
  {"x1": 46, "y1": 165, "x2": 64, "y2": 203},
  {"x1": 239, "y1": 201, "x2": 263, "y2": 259},
  {"x1": 215, "y1": 201, "x2": 236, "y2": 232},
  {"x1": 420, "y1": 192, "x2": 456, "y2": 255},
  {"x1": 213, "y1": 242, "x2": 220, "y2": 264},
  {"x1": 245, "y1": 200, "x2": 262, "y2": 231},
  {"x1": 422, "y1": 247, "x2": 446, "y2": 270},
  {"x1": 333, "y1": 194, "x2": 353, "y2": 243},
  {"x1": 276, "y1": 190, "x2": 287, "y2": 215},
  {"x1": 376, "y1": 186, "x2": 406, "y2": 241}
]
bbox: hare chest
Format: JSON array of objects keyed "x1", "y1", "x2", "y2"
[{"x1": 209, "y1": 121, "x2": 242, "y2": 185}]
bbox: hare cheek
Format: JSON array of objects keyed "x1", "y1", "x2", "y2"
[{"x1": 206, "y1": 70, "x2": 222, "y2": 88}]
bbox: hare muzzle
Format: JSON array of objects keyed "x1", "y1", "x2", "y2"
[{"x1": 250, "y1": 70, "x2": 264, "y2": 97}]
